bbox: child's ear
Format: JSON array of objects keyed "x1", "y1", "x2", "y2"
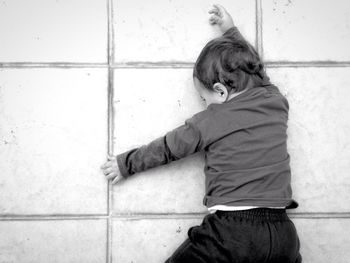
[{"x1": 213, "y1": 83, "x2": 228, "y2": 100}]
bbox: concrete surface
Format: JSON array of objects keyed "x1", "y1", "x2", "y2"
[
  {"x1": 113, "y1": 0, "x2": 256, "y2": 62},
  {"x1": 262, "y1": 0, "x2": 350, "y2": 62},
  {"x1": 268, "y1": 67, "x2": 350, "y2": 213},
  {"x1": 0, "y1": 0, "x2": 107, "y2": 62},
  {"x1": 0, "y1": 219, "x2": 107, "y2": 262},
  {"x1": 0, "y1": 0, "x2": 349, "y2": 262},
  {"x1": 0, "y1": 68, "x2": 108, "y2": 214}
]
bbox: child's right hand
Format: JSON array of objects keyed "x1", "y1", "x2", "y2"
[
  {"x1": 208, "y1": 4, "x2": 234, "y2": 33},
  {"x1": 100, "y1": 154, "x2": 124, "y2": 185}
]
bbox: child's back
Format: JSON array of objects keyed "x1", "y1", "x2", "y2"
[{"x1": 185, "y1": 79, "x2": 298, "y2": 210}]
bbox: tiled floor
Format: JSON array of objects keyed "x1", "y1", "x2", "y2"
[{"x1": 0, "y1": 0, "x2": 349, "y2": 262}]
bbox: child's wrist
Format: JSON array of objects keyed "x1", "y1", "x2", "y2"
[{"x1": 222, "y1": 25, "x2": 235, "y2": 35}]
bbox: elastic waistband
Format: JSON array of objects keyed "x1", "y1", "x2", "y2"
[{"x1": 215, "y1": 208, "x2": 289, "y2": 222}]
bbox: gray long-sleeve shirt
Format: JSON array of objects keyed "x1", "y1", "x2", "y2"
[{"x1": 116, "y1": 27, "x2": 299, "y2": 209}]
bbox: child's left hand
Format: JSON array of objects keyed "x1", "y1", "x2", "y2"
[
  {"x1": 208, "y1": 4, "x2": 234, "y2": 33},
  {"x1": 100, "y1": 154, "x2": 124, "y2": 184}
]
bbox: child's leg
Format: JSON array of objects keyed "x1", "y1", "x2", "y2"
[
  {"x1": 164, "y1": 208, "x2": 302, "y2": 263},
  {"x1": 265, "y1": 212, "x2": 302, "y2": 263},
  {"x1": 164, "y1": 213, "x2": 230, "y2": 263},
  {"x1": 164, "y1": 237, "x2": 208, "y2": 263}
]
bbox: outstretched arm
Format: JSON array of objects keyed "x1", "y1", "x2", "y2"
[
  {"x1": 115, "y1": 136, "x2": 179, "y2": 178},
  {"x1": 101, "y1": 117, "x2": 203, "y2": 183}
]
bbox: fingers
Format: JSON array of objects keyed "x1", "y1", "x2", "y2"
[
  {"x1": 208, "y1": 8, "x2": 218, "y2": 15},
  {"x1": 101, "y1": 154, "x2": 123, "y2": 185},
  {"x1": 209, "y1": 15, "x2": 221, "y2": 25},
  {"x1": 105, "y1": 173, "x2": 116, "y2": 180},
  {"x1": 112, "y1": 175, "x2": 123, "y2": 185},
  {"x1": 209, "y1": 4, "x2": 226, "y2": 25},
  {"x1": 209, "y1": 4, "x2": 225, "y2": 16},
  {"x1": 105, "y1": 173, "x2": 124, "y2": 184},
  {"x1": 107, "y1": 154, "x2": 116, "y2": 161},
  {"x1": 213, "y1": 4, "x2": 225, "y2": 15},
  {"x1": 102, "y1": 167, "x2": 114, "y2": 175},
  {"x1": 100, "y1": 155, "x2": 117, "y2": 169},
  {"x1": 208, "y1": 8, "x2": 220, "y2": 18},
  {"x1": 100, "y1": 161, "x2": 112, "y2": 169}
]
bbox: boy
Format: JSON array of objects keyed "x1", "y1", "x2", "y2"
[{"x1": 101, "y1": 4, "x2": 302, "y2": 263}]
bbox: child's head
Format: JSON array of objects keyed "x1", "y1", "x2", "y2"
[{"x1": 193, "y1": 35, "x2": 265, "y2": 106}]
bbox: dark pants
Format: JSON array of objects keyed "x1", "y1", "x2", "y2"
[{"x1": 165, "y1": 208, "x2": 302, "y2": 263}]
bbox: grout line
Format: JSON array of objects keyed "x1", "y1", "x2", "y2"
[
  {"x1": 107, "y1": 0, "x2": 114, "y2": 262},
  {"x1": 106, "y1": 219, "x2": 110, "y2": 263},
  {"x1": 111, "y1": 62, "x2": 195, "y2": 68},
  {"x1": 0, "y1": 62, "x2": 108, "y2": 68},
  {"x1": 107, "y1": 0, "x2": 110, "y2": 66},
  {"x1": 265, "y1": 61, "x2": 350, "y2": 68},
  {"x1": 111, "y1": 212, "x2": 350, "y2": 220},
  {"x1": 110, "y1": 61, "x2": 350, "y2": 69},
  {"x1": 256, "y1": 0, "x2": 264, "y2": 59},
  {"x1": 112, "y1": 213, "x2": 207, "y2": 220},
  {"x1": 107, "y1": 212, "x2": 113, "y2": 263},
  {"x1": 107, "y1": 211, "x2": 112, "y2": 263},
  {"x1": 1, "y1": 212, "x2": 350, "y2": 221},
  {"x1": 2, "y1": 61, "x2": 350, "y2": 69},
  {"x1": 107, "y1": 67, "x2": 114, "y2": 263},
  {"x1": 288, "y1": 213, "x2": 350, "y2": 219},
  {"x1": 107, "y1": 72, "x2": 115, "y2": 210},
  {"x1": 0, "y1": 215, "x2": 109, "y2": 221},
  {"x1": 108, "y1": 0, "x2": 115, "y2": 66}
]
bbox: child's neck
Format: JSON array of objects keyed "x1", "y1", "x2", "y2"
[
  {"x1": 226, "y1": 77, "x2": 256, "y2": 102},
  {"x1": 226, "y1": 87, "x2": 249, "y2": 102}
]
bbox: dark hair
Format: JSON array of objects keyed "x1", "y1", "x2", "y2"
[{"x1": 193, "y1": 35, "x2": 265, "y2": 93}]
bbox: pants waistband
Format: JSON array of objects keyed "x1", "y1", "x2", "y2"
[{"x1": 215, "y1": 208, "x2": 289, "y2": 222}]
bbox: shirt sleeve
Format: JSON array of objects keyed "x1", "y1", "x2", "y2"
[
  {"x1": 116, "y1": 117, "x2": 203, "y2": 178},
  {"x1": 222, "y1": 26, "x2": 247, "y2": 43}
]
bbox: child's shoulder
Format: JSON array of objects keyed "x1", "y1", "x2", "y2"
[
  {"x1": 248, "y1": 83, "x2": 288, "y2": 105},
  {"x1": 185, "y1": 108, "x2": 212, "y2": 128},
  {"x1": 264, "y1": 84, "x2": 289, "y2": 108}
]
